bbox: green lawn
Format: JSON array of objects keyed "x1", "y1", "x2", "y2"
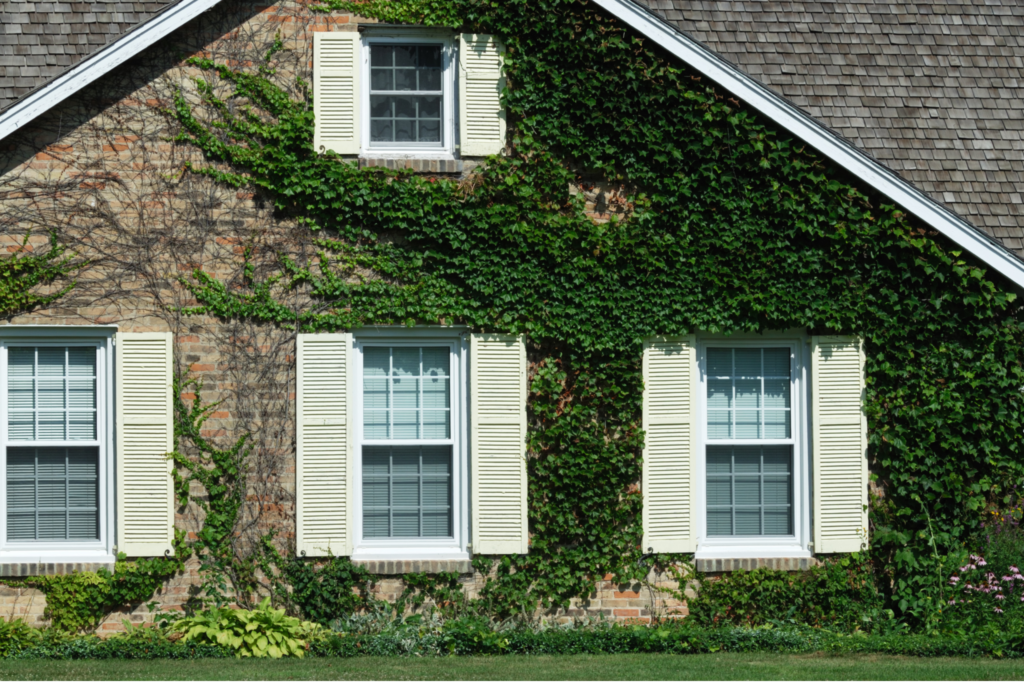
[{"x1": 1, "y1": 654, "x2": 1023, "y2": 681}]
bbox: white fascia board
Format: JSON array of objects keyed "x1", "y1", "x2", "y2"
[
  {"x1": 0, "y1": 0, "x2": 223, "y2": 143},
  {"x1": 594, "y1": 0, "x2": 1024, "y2": 290}
]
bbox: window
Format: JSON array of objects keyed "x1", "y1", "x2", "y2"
[
  {"x1": 362, "y1": 35, "x2": 454, "y2": 156},
  {"x1": 1, "y1": 336, "x2": 113, "y2": 559},
  {"x1": 698, "y1": 340, "x2": 808, "y2": 557},
  {"x1": 354, "y1": 337, "x2": 466, "y2": 558}
]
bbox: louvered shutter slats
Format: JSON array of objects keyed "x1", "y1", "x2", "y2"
[
  {"x1": 296, "y1": 334, "x2": 352, "y2": 557},
  {"x1": 470, "y1": 334, "x2": 527, "y2": 555},
  {"x1": 811, "y1": 336, "x2": 869, "y2": 554},
  {"x1": 314, "y1": 32, "x2": 361, "y2": 155},
  {"x1": 642, "y1": 336, "x2": 697, "y2": 553},
  {"x1": 459, "y1": 34, "x2": 506, "y2": 157},
  {"x1": 116, "y1": 332, "x2": 174, "y2": 557}
]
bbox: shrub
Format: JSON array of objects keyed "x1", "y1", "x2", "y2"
[
  {"x1": 0, "y1": 617, "x2": 41, "y2": 657},
  {"x1": 269, "y1": 551, "x2": 375, "y2": 625},
  {"x1": 686, "y1": 555, "x2": 890, "y2": 631},
  {"x1": 172, "y1": 597, "x2": 323, "y2": 658}
]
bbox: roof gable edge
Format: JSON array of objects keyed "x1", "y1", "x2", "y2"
[
  {"x1": 0, "y1": 0, "x2": 223, "y2": 144},
  {"x1": 594, "y1": 0, "x2": 1024, "y2": 291}
]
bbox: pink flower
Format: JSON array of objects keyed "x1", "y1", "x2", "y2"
[
  {"x1": 996, "y1": 594, "x2": 1005, "y2": 600},
  {"x1": 979, "y1": 559, "x2": 988, "y2": 567},
  {"x1": 994, "y1": 607, "x2": 1004, "y2": 614},
  {"x1": 950, "y1": 576, "x2": 960, "y2": 584},
  {"x1": 1011, "y1": 566, "x2": 1020, "y2": 573}
]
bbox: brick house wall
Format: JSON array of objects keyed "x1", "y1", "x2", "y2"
[{"x1": 0, "y1": 0, "x2": 700, "y2": 631}]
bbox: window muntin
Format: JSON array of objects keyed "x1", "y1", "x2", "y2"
[
  {"x1": 359, "y1": 344, "x2": 456, "y2": 542},
  {"x1": 369, "y1": 44, "x2": 444, "y2": 147},
  {"x1": 703, "y1": 345, "x2": 795, "y2": 539},
  {"x1": 4, "y1": 344, "x2": 103, "y2": 545}
]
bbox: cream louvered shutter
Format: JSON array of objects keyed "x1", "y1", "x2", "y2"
[
  {"x1": 314, "y1": 32, "x2": 361, "y2": 155},
  {"x1": 470, "y1": 334, "x2": 527, "y2": 554},
  {"x1": 811, "y1": 336, "x2": 869, "y2": 553},
  {"x1": 296, "y1": 333, "x2": 353, "y2": 557},
  {"x1": 642, "y1": 336, "x2": 697, "y2": 553},
  {"x1": 458, "y1": 34, "x2": 506, "y2": 156},
  {"x1": 115, "y1": 332, "x2": 174, "y2": 557}
]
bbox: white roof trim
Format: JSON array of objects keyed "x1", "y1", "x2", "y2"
[
  {"x1": 0, "y1": 0, "x2": 221, "y2": 143},
  {"x1": 595, "y1": 0, "x2": 1024, "y2": 289}
]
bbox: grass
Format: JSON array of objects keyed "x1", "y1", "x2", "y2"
[{"x1": 2, "y1": 654, "x2": 1024, "y2": 681}]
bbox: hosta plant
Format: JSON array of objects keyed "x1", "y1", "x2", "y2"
[
  {"x1": 173, "y1": 597, "x2": 322, "y2": 658},
  {"x1": 0, "y1": 617, "x2": 41, "y2": 657}
]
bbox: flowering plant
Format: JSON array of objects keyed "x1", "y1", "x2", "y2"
[{"x1": 944, "y1": 553, "x2": 1024, "y2": 631}]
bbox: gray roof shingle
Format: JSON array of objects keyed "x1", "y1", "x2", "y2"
[
  {"x1": 0, "y1": 1, "x2": 173, "y2": 111},
  {"x1": 632, "y1": 0, "x2": 1024, "y2": 256}
]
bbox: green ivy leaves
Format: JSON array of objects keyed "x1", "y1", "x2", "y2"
[{"x1": 169, "y1": 0, "x2": 1024, "y2": 623}]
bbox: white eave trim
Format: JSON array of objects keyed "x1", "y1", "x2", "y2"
[
  {"x1": 594, "y1": 0, "x2": 1024, "y2": 290},
  {"x1": 0, "y1": 0, "x2": 222, "y2": 143}
]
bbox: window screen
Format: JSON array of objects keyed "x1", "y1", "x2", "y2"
[
  {"x1": 369, "y1": 44, "x2": 443, "y2": 145},
  {"x1": 705, "y1": 347, "x2": 793, "y2": 537},
  {"x1": 361, "y1": 345, "x2": 453, "y2": 539},
  {"x1": 6, "y1": 346, "x2": 100, "y2": 542}
]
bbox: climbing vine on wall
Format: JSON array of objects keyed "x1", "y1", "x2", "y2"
[
  {"x1": 170, "y1": 0, "x2": 1024, "y2": 620},
  {"x1": 0, "y1": 233, "x2": 79, "y2": 319}
]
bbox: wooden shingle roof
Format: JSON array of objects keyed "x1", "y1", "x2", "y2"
[
  {"x1": 633, "y1": 0, "x2": 1024, "y2": 256},
  {"x1": 0, "y1": 1, "x2": 174, "y2": 111}
]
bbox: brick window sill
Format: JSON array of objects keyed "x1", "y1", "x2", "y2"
[
  {"x1": 0, "y1": 562, "x2": 115, "y2": 577},
  {"x1": 695, "y1": 557, "x2": 820, "y2": 573},
  {"x1": 359, "y1": 157, "x2": 463, "y2": 174},
  {"x1": 352, "y1": 559, "x2": 472, "y2": 575}
]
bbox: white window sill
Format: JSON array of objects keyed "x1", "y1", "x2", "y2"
[
  {"x1": 0, "y1": 550, "x2": 116, "y2": 564},
  {"x1": 351, "y1": 547, "x2": 469, "y2": 562},
  {"x1": 695, "y1": 545, "x2": 811, "y2": 560},
  {"x1": 360, "y1": 152, "x2": 456, "y2": 161}
]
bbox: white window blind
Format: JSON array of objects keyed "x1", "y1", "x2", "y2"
[
  {"x1": 6, "y1": 346, "x2": 99, "y2": 542},
  {"x1": 361, "y1": 346, "x2": 453, "y2": 539},
  {"x1": 704, "y1": 347, "x2": 794, "y2": 538}
]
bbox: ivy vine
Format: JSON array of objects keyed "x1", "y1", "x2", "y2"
[{"x1": 168, "y1": 0, "x2": 1024, "y2": 622}]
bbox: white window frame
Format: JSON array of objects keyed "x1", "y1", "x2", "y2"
[
  {"x1": 360, "y1": 29, "x2": 457, "y2": 159},
  {"x1": 696, "y1": 333, "x2": 811, "y2": 559},
  {"x1": 352, "y1": 329, "x2": 469, "y2": 561},
  {"x1": 0, "y1": 326, "x2": 116, "y2": 563}
]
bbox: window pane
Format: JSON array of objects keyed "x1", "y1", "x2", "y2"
[
  {"x1": 362, "y1": 347, "x2": 450, "y2": 440},
  {"x1": 7, "y1": 447, "x2": 99, "y2": 541},
  {"x1": 394, "y1": 68, "x2": 417, "y2": 91},
  {"x1": 8, "y1": 346, "x2": 97, "y2": 444},
  {"x1": 393, "y1": 45, "x2": 416, "y2": 67},
  {"x1": 361, "y1": 445, "x2": 451, "y2": 539},
  {"x1": 705, "y1": 346, "x2": 791, "y2": 440},
  {"x1": 706, "y1": 445, "x2": 792, "y2": 538},
  {"x1": 418, "y1": 46, "x2": 442, "y2": 68},
  {"x1": 763, "y1": 348, "x2": 790, "y2": 377},
  {"x1": 371, "y1": 68, "x2": 393, "y2": 91}
]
